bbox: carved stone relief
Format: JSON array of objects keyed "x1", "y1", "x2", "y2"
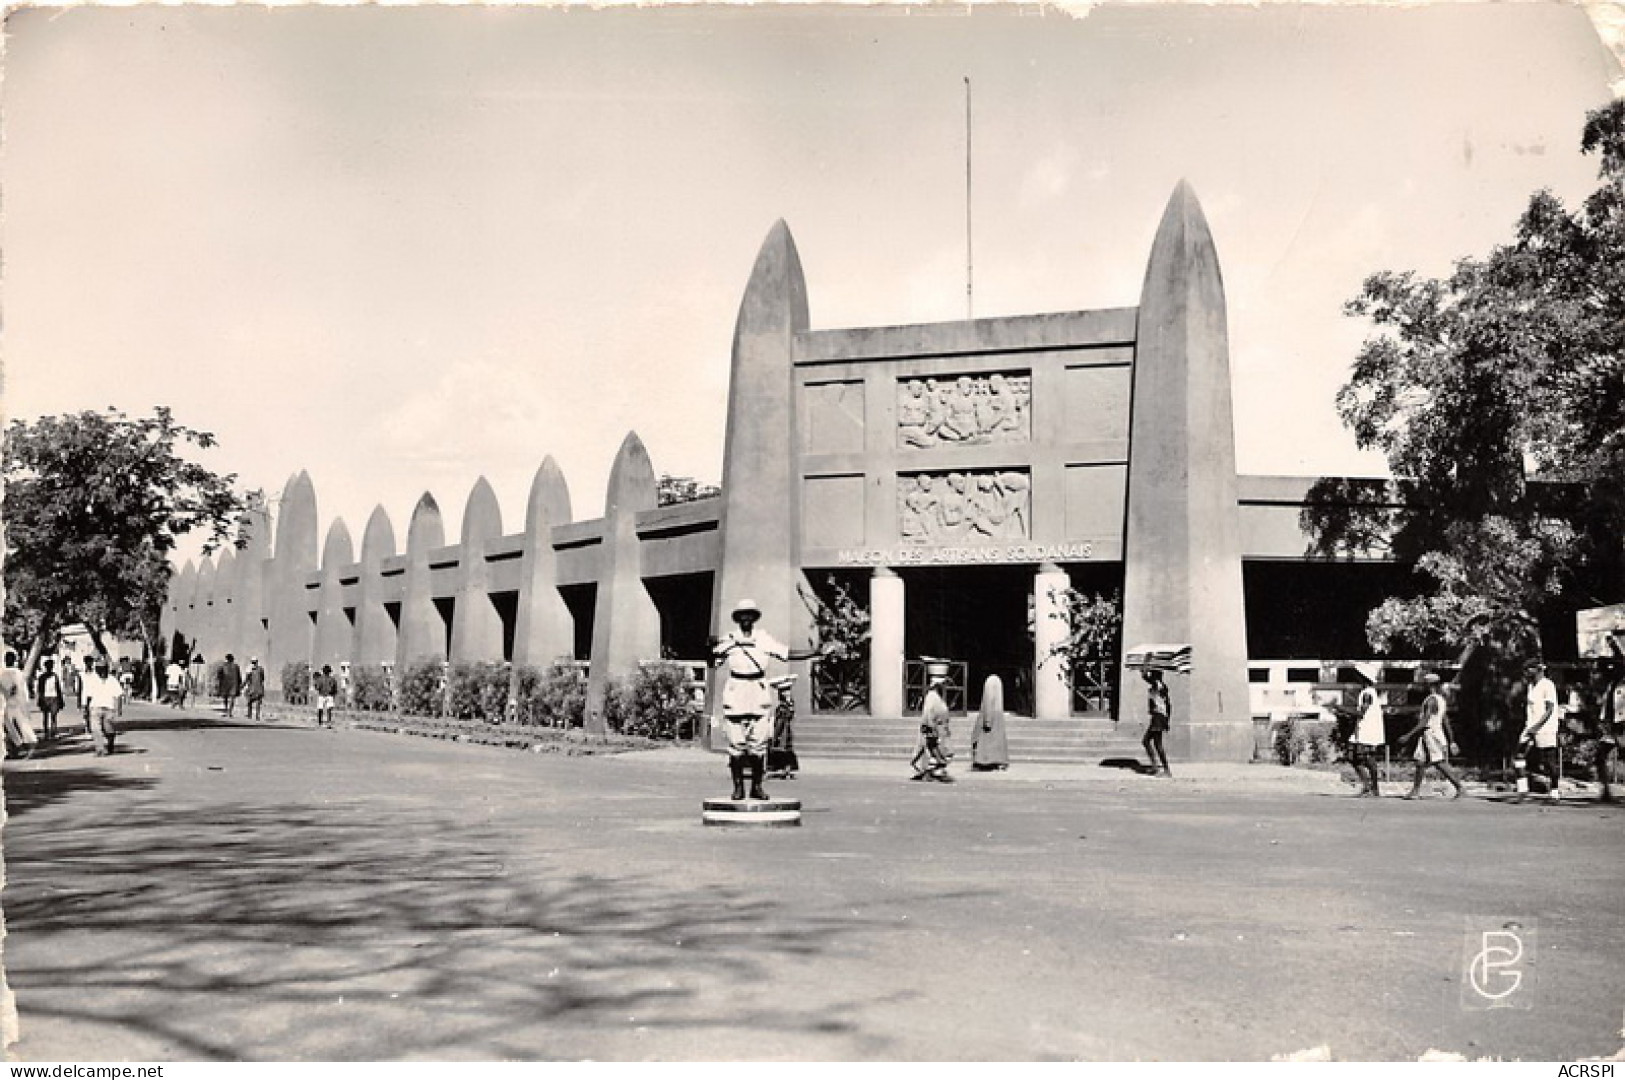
[
  {"x1": 899, "y1": 469, "x2": 1031, "y2": 543},
  {"x1": 896, "y1": 372, "x2": 1030, "y2": 448}
]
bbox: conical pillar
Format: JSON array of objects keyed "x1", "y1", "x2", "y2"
[
  {"x1": 450, "y1": 477, "x2": 505, "y2": 663},
  {"x1": 1119, "y1": 181, "x2": 1252, "y2": 761},
  {"x1": 585, "y1": 432, "x2": 661, "y2": 734},
  {"x1": 710, "y1": 221, "x2": 814, "y2": 731},
  {"x1": 513, "y1": 457, "x2": 574, "y2": 670}
]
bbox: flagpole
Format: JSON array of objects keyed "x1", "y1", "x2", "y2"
[{"x1": 965, "y1": 75, "x2": 974, "y2": 321}]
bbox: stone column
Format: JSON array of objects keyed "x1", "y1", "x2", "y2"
[
  {"x1": 512, "y1": 457, "x2": 574, "y2": 670},
  {"x1": 212, "y1": 547, "x2": 237, "y2": 666},
  {"x1": 313, "y1": 519, "x2": 355, "y2": 673},
  {"x1": 171, "y1": 560, "x2": 198, "y2": 661},
  {"x1": 396, "y1": 493, "x2": 447, "y2": 668},
  {"x1": 354, "y1": 506, "x2": 398, "y2": 668},
  {"x1": 1119, "y1": 181, "x2": 1252, "y2": 761},
  {"x1": 194, "y1": 556, "x2": 218, "y2": 663},
  {"x1": 1033, "y1": 562, "x2": 1072, "y2": 720},
  {"x1": 232, "y1": 502, "x2": 273, "y2": 671},
  {"x1": 710, "y1": 221, "x2": 815, "y2": 730},
  {"x1": 584, "y1": 431, "x2": 661, "y2": 735},
  {"x1": 450, "y1": 477, "x2": 505, "y2": 663},
  {"x1": 268, "y1": 471, "x2": 318, "y2": 694},
  {"x1": 869, "y1": 567, "x2": 905, "y2": 717}
]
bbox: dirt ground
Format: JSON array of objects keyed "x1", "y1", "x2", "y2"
[{"x1": 4, "y1": 702, "x2": 1621, "y2": 1061}]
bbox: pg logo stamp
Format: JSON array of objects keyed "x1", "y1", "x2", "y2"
[{"x1": 1461, "y1": 916, "x2": 1537, "y2": 1011}]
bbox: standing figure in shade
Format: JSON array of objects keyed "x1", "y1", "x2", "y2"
[
  {"x1": 313, "y1": 664, "x2": 340, "y2": 728},
  {"x1": 34, "y1": 658, "x2": 65, "y2": 741},
  {"x1": 765, "y1": 675, "x2": 799, "y2": 780},
  {"x1": 218, "y1": 653, "x2": 244, "y2": 718},
  {"x1": 971, "y1": 673, "x2": 1010, "y2": 771},
  {"x1": 1400, "y1": 673, "x2": 1465, "y2": 800},
  {"x1": 1520, "y1": 658, "x2": 1561, "y2": 802},
  {"x1": 243, "y1": 658, "x2": 267, "y2": 720},
  {"x1": 188, "y1": 654, "x2": 205, "y2": 708},
  {"x1": 1141, "y1": 668, "x2": 1173, "y2": 777},
  {"x1": 910, "y1": 672, "x2": 955, "y2": 782},
  {"x1": 712, "y1": 599, "x2": 790, "y2": 801},
  {"x1": 1597, "y1": 638, "x2": 1625, "y2": 803},
  {"x1": 1350, "y1": 663, "x2": 1386, "y2": 797},
  {"x1": 60, "y1": 658, "x2": 82, "y2": 730},
  {"x1": 82, "y1": 656, "x2": 125, "y2": 755}
]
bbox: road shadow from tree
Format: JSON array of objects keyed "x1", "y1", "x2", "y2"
[
  {"x1": 112, "y1": 716, "x2": 306, "y2": 734},
  {"x1": 3, "y1": 765, "x2": 161, "y2": 817},
  {"x1": 4, "y1": 798, "x2": 941, "y2": 1060}
]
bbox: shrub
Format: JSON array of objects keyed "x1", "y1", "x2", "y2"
[
  {"x1": 351, "y1": 664, "x2": 393, "y2": 712},
  {"x1": 516, "y1": 660, "x2": 587, "y2": 728},
  {"x1": 1274, "y1": 714, "x2": 1340, "y2": 766},
  {"x1": 446, "y1": 661, "x2": 510, "y2": 722},
  {"x1": 281, "y1": 661, "x2": 311, "y2": 705},
  {"x1": 605, "y1": 661, "x2": 697, "y2": 740},
  {"x1": 396, "y1": 658, "x2": 446, "y2": 717}
]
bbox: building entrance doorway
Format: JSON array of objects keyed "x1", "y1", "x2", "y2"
[{"x1": 901, "y1": 565, "x2": 1035, "y2": 716}]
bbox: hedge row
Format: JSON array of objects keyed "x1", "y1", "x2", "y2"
[{"x1": 277, "y1": 658, "x2": 698, "y2": 739}]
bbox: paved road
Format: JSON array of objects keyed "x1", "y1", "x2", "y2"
[{"x1": 3, "y1": 703, "x2": 1622, "y2": 1062}]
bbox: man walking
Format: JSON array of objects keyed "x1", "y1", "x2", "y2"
[
  {"x1": 313, "y1": 664, "x2": 340, "y2": 728},
  {"x1": 166, "y1": 658, "x2": 186, "y2": 708},
  {"x1": 34, "y1": 657, "x2": 65, "y2": 741},
  {"x1": 82, "y1": 656, "x2": 125, "y2": 756},
  {"x1": 910, "y1": 672, "x2": 955, "y2": 783},
  {"x1": 1520, "y1": 658, "x2": 1561, "y2": 802},
  {"x1": 1350, "y1": 663, "x2": 1386, "y2": 797},
  {"x1": 1, "y1": 651, "x2": 38, "y2": 756},
  {"x1": 60, "y1": 657, "x2": 83, "y2": 730},
  {"x1": 219, "y1": 653, "x2": 244, "y2": 718},
  {"x1": 1141, "y1": 667, "x2": 1173, "y2": 778},
  {"x1": 1599, "y1": 640, "x2": 1625, "y2": 803},
  {"x1": 243, "y1": 657, "x2": 266, "y2": 720},
  {"x1": 1400, "y1": 673, "x2": 1465, "y2": 799}
]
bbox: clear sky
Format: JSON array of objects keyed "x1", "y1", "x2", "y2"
[{"x1": 3, "y1": 2, "x2": 1618, "y2": 566}]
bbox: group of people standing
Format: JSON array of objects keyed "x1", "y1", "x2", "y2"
[
  {"x1": 2, "y1": 650, "x2": 126, "y2": 756},
  {"x1": 1342, "y1": 650, "x2": 1625, "y2": 802},
  {"x1": 910, "y1": 671, "x2": 1010, "y2": 782},
  {"x1": 1345, "y1": 665, "x2": 1466, "y2": 800},
  {"x1": 164, "y1": 653, "x2": 267, "y2": 718}
]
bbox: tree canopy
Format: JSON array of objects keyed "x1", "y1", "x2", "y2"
[
  {"x1": 655, "y1": 473, "x2": 721, "y2": 507},
  {"x1": 1304, "y1": 100, "x2": 1625, "y2": 663},
  {"x1": 3, "y1": 407, "x2": 250, "y2": 670}
]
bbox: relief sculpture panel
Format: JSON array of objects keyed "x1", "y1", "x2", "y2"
[
  {"x1": 899, "y1": 469, "x2": 1030, "y2": 543},
  {"x1": 896, "y1": 372, "x2": 1030, "y2": 448}
]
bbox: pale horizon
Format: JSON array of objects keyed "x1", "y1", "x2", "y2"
[{"x1": 4, "y1": 2, "x2": 1619, "y2": 566}]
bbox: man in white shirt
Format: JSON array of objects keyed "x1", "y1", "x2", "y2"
[
  {"x1": 1520, "y1": 659, "x2": 1561, "y2": 801},
  {"x1": 712, "y1": 599, "x2": 789, "y2": 801},
  {"x1": 165, "y1": 660, "x2": 186, "y2": 708},
  {"x1": 83, "y1": 656, "x2": 125, "y2": 756}
]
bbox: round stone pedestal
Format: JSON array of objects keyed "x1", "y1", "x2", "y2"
[{"x1": 701, "y1": 796, "x2": 802, "y2": 827}]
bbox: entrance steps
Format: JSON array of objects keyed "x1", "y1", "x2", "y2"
[{"x1": 793, "y1": 714, "x2": 1146, "y2": 764}]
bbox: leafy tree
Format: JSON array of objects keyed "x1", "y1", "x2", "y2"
[
  {"x1": 655, "y1": 474, "x2": 721, "y2": 507},
  {"x1": 1304, "y1": 101, "x2": 1625, "y2": 753},
  {"x1": 1040, "y1": 588, "x2": 1122, "y2": 713},
  {"x1": 799, "y1": 576, "x2": 871, "y2": 712},
  {"x1": 1307, "y1": 102, "x2": 1625, "y2": 650},
  {"x1": 3, "y1": 407, "x2": 249, "y2": 679}
]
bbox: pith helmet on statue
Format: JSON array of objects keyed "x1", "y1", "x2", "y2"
[{"x1": 731, "y1": 598, "x2": 761, "y2": 623}]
